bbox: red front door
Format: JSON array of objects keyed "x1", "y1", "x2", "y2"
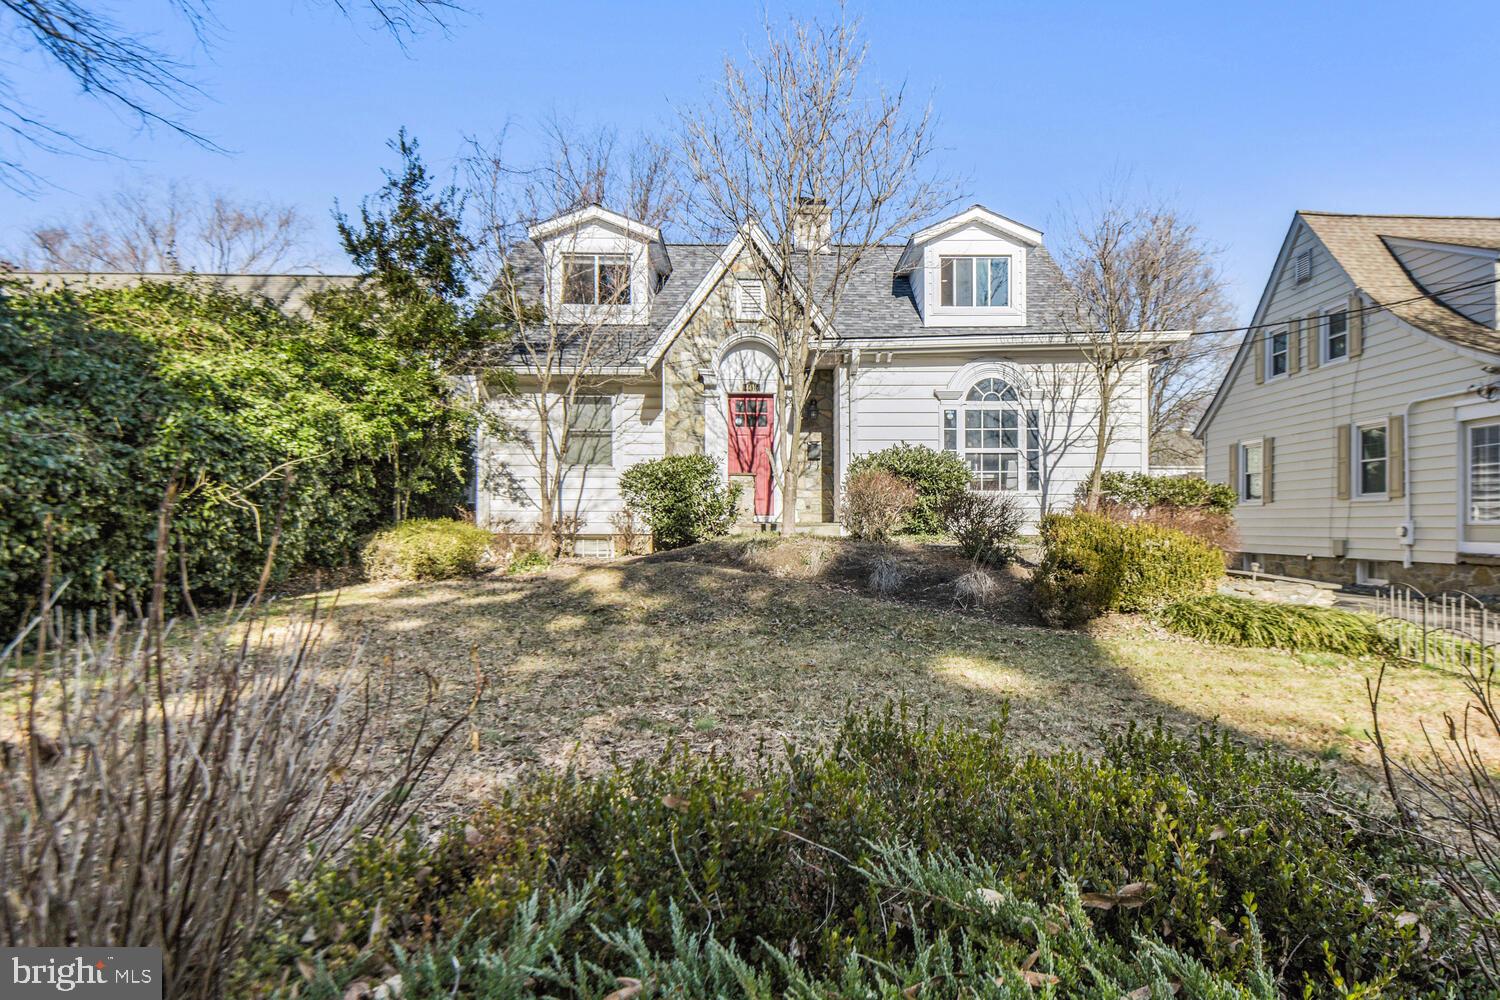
[{"x1": 728, "y1": 394, "x2": 775, "y2": 516}]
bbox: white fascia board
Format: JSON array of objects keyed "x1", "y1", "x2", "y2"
[
  {"x1": 526, "y1": 204, "x2": 662, "y2": 244},
  {"x1": 820, "y1": 330, "x2": 1189, "y2": 352}
]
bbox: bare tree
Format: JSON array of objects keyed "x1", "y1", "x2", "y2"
[
  {"x1": 0, "y1": 0, "x2": 461, "y2": 191},
  {"x1": 681, "y1": 4, "x2": 957, "y2": 533},
  {"x1": 13, "y1": 179, "x2": 310, "y2": 272},
  {"x1": 1057, "y1": 197, "x2": 1226, "y2": 505},
  {"x1": 464, "y1": 125, "x2": 680, "y2": 553},
  {"x1": 1013, "y1": 361, "x2": 1094, "y2": 514}
]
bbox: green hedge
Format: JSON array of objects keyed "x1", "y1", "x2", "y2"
[
  {"x1": 0, "y1": 280, "x2": 471, "y2": 624},
  {"x1": 848, "y1": 443, "x2": 971, "y2": 534},
  {"x1": 1033, "y1": 512, "x2": 1224, "y2": 625},
  {"x1": 1081, "y1": 471, "x2": 1237, "y2": 514},
  {"x1": 247, "y1": 708, "x2": 1458, "y2": 997},
  {"x1": 360, "y1": 519, "x2": 493, "y2": 581},
  {"x1": 619, "y1": 455, "x2": 740, "y2": 550},
  {"x1": 1159, "y1": 594, "x2": 1393, "y2": 657}
]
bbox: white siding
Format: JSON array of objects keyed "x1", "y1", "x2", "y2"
[
  {"x1": 848, "y1": 349, "x2": 1148, "y2": 525},
  {"x1": 1386, "y1": 239, "x2": 1499, "y2": 328},
  {"x1": 476, "y1": 378, "x2": 664, "y2": 536},
  {"x1": 1203, "y1": 223, "x2": 1491, "y2": 565}
]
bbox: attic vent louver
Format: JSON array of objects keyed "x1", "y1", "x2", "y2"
[
  {"x1": 1293, "y1": 249, "x2": 1313, "y2": 284},
  {"x1": 736, "y1": 279, "x2": 766, "y2": 320}
]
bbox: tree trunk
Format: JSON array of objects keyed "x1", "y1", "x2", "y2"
[
  {"x1": 1085, "y1": 382, "x2": 1112, "y2": 511},
  {"x1": 779, "y1": 377, "x2": 803, "y2": 534}
]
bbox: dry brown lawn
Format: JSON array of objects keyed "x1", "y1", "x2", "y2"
[{"x1": 261, "y1": 544, "x2": 1492, "y2": 814}]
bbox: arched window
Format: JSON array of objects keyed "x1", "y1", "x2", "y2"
[{"x1": 941, "y1": 377, "x2": 1041, "y2": 492}]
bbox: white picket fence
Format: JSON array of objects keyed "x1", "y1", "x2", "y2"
[{"x1": 1372, "y1": 584, "x2": 1499, "y2": 672}]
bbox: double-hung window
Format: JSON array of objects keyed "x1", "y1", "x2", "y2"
[
  {"x1": 939, "y1": 256, "x2": 1010, "y2": 308},
  {"x1": 941, "y1": 378, "x2": 1040, "y2": 491},
  {"x1": 562, "y1": 254, "x2": 631, "y2": 305},
  {"x1": 1356, "y1": 423, "x2": 1387, "y2": 496},
  {"x1": 1240, "y1": 441, "x2": 1263, "y2": 501},
  {"x1": 1469, "y1": 423, "x2": 1500, "y2": 523},
  {"x1": 1268, "y1": 330, "x2": 1289, "y2": 377},
  {"x1": 1324, "y1": 310, "x2": 1348, "y2": 361},
  {"x1": 563, "y1": 396, "x2": 613, "y2": 466}
]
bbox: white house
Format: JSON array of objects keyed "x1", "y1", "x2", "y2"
[
  {"x1": 476, "y1": 203, "x2": 1176, "y2": 552},
  {"x1": 1196, "y1": 212, "x2": 1500, "y2": 596}
]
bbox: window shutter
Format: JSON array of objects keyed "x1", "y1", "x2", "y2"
[
  {"x1": 1348, "y1": 292, "x2": 1364, "y2": 357},
  {"x1": 1288, "y1": 319, "x2": 1302, "y2": 375},
  {"x1": 1336, "y1": 425, "x2": 1351, "y2": 500},
  {"x1": 1306, "y1": 311, "x2": 1321, "y2": 369},
  {"x1": 1228, "y1": 442, "x2": 1239, "y2": 495},
  {"x1": 1388, "y1": 414, "x2": 1405, "y2": 500},
  {"x1": 1253, "y1": 332, "x2": 1265, "y2": 385},
  {"x1": 1262, "y1": 436, "x2": 1274, "y2": 504}
]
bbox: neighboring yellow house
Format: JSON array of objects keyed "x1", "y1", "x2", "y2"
[{"x1": 1197, "y1": 212, "x2": 1500, "y2": 595}]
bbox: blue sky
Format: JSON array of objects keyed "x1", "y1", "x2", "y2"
[{"x1": 4, "y1": 0, "x2": 1497, "y2": 318}]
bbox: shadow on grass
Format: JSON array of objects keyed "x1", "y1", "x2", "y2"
[{"x1": 261, "y1": 541, "x2": 1476, "y2": 812}]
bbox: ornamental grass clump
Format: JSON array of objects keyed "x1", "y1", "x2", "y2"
[{"x1": 1159, "y1": 594, "x2": 1393, "y2": 657}]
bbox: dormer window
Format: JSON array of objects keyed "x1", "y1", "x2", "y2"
[
  {"x1": 939, "y1": 256, "x2": 1010, "y2": 308},
  {"x1": 562, "y1": 253, "x2": 631, "y2": 305}
]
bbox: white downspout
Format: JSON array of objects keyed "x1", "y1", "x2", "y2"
[{"x1": 1401, "y1": 381, "x2": 1498, "y2": 567}]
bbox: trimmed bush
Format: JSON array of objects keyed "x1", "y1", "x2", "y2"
[
  {"x1": 249, "y1": 708, "x2": 1459, "y2": 997},
  {"x1": 943, "y1": 490, "x2": 1023, "y2": 565},
  {"x1": 848, "y1": 443, "x2": 971, "y2": 534},
  {"x1": 1160, "y1": 594, "x2": 1393, "y2": 657},
  {"x1": 1033, "y1": 512, "x2": 1224, "y2": 625},
  {"x1": 619, "y1": 455, "x2": 740, "y2": 550},
  {"x1": 841, "y1": 468, "x2": 916, "y2": 541},
  {"x1": 360, "y1": 519, "x2": 493, "y2": 581},
  {"x1": 1080, "y1": 470, "x2": 1237, "y2": 514}
]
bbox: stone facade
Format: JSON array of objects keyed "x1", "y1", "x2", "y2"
[{"x1": 1240, "y1": 551, "x2": 1500, "y2": 598}]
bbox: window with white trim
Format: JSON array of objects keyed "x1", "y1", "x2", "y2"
[
  {"x1": 939, "y1": 256, "x2": 1011, "y2": 308},
  {"x1": 1268, "y1": 330, "x2": 1289, "y2": 378},
  {"x1": 1469, "y1": 422, "x2": 1500, "y2": 523},
  {"x1": 1356, "y1": 423, "x2": 1387, "y2": 496},
  {"x1": 1240, "y1": 440, "x2": 1263, "y2": 501},
  {"x1": 1324, "y1": 310, "x2": 1348, "y2": 361},
  {"x1": 561, "y1": 254, "x2": 630, "y2": 305},
  {"x1": 563, "y1": 395, "x2": 613, "y2": 466},
  {"x1": 735, "y1": 279, "x2": 765, "y2": 320},
  {"x1": 940, "y1": 378, "x2": 1039, "y2": 491}
]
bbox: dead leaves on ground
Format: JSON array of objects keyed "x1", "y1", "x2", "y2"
[{"x1": 1080, "y1": 881, "x2": 1151, "y2": 911}]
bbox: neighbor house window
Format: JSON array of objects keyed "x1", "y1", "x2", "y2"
[
  {"x1": 1357, "y1": 423, "x2": 1387, "y2": 496},
  {"x1": 940, "y1": 378, "x2": 1038, "y2": 491},
  {"x1": 939, "y1": 256, "x2": 1010, "y2": 308},
  {"x1": 563, "y1": 395, "x2": 613, "y2": 466},
  {"x1": 1324, "y1": 310, "x2": 1348, "y2": 361},
  {"x1": 561, "y1": 254, "x2": 630, "y2": 305},
  {"x1": 1241, "y1": 441, "x2": 1263, "y2": 501},
  {"x1": 1268, "y1": 330, "x2": 1289, "y2": 377},
  {"x1": 1469, "y1": 422, "x2": 1500, "y2": 523}
]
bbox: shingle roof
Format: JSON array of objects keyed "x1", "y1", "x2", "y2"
[
  {"x1": 500, "y1": 237, "x2": 1077, "y2": 368},
  {"x1": 1299, "y1": 212, "x2": 1500, "y2": 354}
]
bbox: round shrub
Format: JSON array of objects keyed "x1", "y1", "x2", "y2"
[
  {"x1": 360, "y1": 519, "x2": 493, "y2": 581},
  {"x1": 619, "y1": 455, "x2": 740, "y2": 550},
  {"x1": 943, "y1": 490, "x2": 1024, "y2": 565},
  {"x1": 847, "y1": 443, "x2": 970, "y2": 534},
  {"x1": 1033, "y1": 512, "x2": 1224, "y2": 625},
  {"x1": 841, "y1": 468, "x2": 916, "y2": 541}
]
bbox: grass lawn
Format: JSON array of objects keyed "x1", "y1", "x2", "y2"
[{"x1": 265, "y1": 545, "x2": 1492, "y2": 813}]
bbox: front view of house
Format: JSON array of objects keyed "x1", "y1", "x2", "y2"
[{"x1": 477, "y1": 203, "x2": 1172, "y2": 551}]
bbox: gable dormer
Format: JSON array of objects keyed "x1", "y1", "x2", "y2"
[
  {"x1": 893, "y1": 205, "x2": 1040, "y2": 328},
  {"x1": 527, "y1": 204, "x2": 670, "y2": 325}
]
